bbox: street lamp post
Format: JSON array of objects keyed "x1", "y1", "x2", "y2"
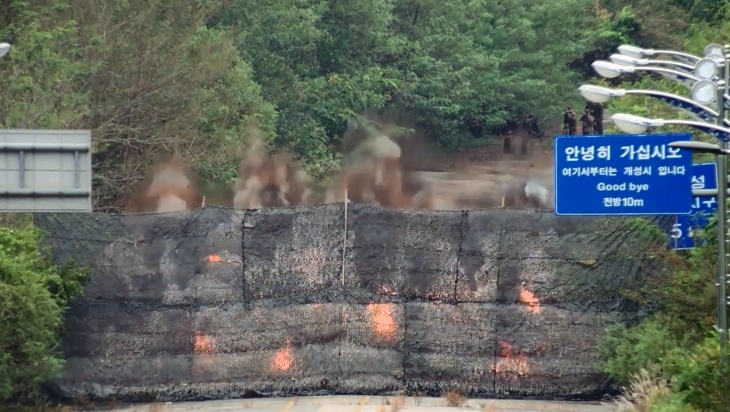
[
  {"x1": 716, "y1": 46, "x2": 729, "y2": 371},
  {"x1": 669, "y1": 140, "x2": 729, "y2": 370}
]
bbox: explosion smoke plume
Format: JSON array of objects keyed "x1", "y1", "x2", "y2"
[
  {"x1": 232, "y1": 126, "x2": 313, "y2": 209},
  {"x1": 125, "y1": 158, "x2": 203, "y2": 213},
  {"x1": 125, "y1": 117, "x2": 553, "y2": 213}
]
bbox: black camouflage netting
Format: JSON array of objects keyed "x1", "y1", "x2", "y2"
[{"x1": 33, "y1": 205, "x2": 673, "y2": 402}]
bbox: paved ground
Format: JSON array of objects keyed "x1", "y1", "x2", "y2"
[{"x1": 113, "y1": 396, "x2": 614, "y2": 412}]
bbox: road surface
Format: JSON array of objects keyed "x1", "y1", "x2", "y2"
[{"x1": 113, "y1": 396, "x2": 613, "y2": 412}]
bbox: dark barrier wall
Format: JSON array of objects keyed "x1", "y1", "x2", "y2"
[{"x1": 34, "y1": 205, "x2": 669, "y2": 402}]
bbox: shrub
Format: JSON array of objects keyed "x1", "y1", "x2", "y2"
[
  {"x1": 0, "y1": 223, "x2": 88, "y2": 404},
  {"x1": 597, "y1": 316, "x2": 694, "y2": 385},
  {"x1": 665, "y1": 336, "x2": 729, "y2": 412}
]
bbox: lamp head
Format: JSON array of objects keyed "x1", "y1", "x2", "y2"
[
  {"x1": 690, "y1": 79, "x2": 718, "y2": 105},
  {"x1": 704, "y1": 43, "x2": 725, "y2": 58},
  {"x1": 578, "y1": 85, "x2": 625, "y2": 103},
  {"x1": 610, "y1": 54, "x2": 646, "y2": 66},
  {"x1": 617, "y1": 45, "x2": 649, "y2": 59},
  {"x1": 612, "y1": 113, "x2": 663, "y2": 134},
  {"x1": 695, "y1": 57, "x2": 720, "y2": 79},
  {"x1": 592, "y1": 61, "x2": 633, "y2": 78},
  {"x1": 0, "y1": 42, "x2": 10, "y2": 58},
  {"x1": 705, "y1": 52, "x2": 725, "y2": 64}
]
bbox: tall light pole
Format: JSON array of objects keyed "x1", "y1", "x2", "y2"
[
  {"x1": 669, "y1": 140, "x2": 729, "y2": 370},
  {"x1": 586, "y1": 43, "x2": 730, "y2": 373}
]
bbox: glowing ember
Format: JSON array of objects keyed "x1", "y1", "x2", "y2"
[
  {"x1": 272, "y1": 345, "x2": 293, "y2": 371},
  {"x1": 519, "y1": 287, "x2": 540, "y2": 313},
  {"x1": 366, "y1": 303, "x2": 397, "y2": 340},
  {"x1": 494, "y1": 340, "x2": 529, "y2": 378},
  {"x1": 194, "y1": 333, "x2": 214, "y2": 355},
  {"x1": 378, "y1": 285, "x2": 396, "y2": 295},
  {"x1": 207, "y1": 254, "x2": 221, "y2": 263}
]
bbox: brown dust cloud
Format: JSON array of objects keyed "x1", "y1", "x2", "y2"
[{"x1": 125, "y1": 116, "x2": 554, "y2": 213}]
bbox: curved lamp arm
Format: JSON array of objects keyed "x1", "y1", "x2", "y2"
[
  {"x1": 625, "y1": 90, "x2": 730, "y2": 126},
  {"x1": 593, "y1": 61, "x2": 700, "y2": 90},
  {"x1": 664, "y1": 119, "x2": 730, "y2": 142},
  {"x1": 612, "y1": 113, "x2": 730, "y2": 142},
  {"x1": 618, "y1": 45, "x2": 702, "y2": 66},
  {"x1": 647, "y1": 59, "x2": 697, "y2": 72},
  {"x1": 579, "y1": 85, "x2": 726, "y2": 125},
  {"x1": 610, "y1": 54, "x2": 697, "y2": 73},
  {"x1": 651, "y1": 50, "x2": 702, "y2": 65},
  {"x1": 634, "y1": 67, "x2": 699, "y2": 90}
]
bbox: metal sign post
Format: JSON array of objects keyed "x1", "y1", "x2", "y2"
[
  {"x1": 0, "y1": 130, "x2": 92, "y2": 212},
  {"x1": 554, "y1": 133, "x2": 694, "y2": 216},
  {"x1": 670, "y1": 163, "x2": 718, "y2": 249}
]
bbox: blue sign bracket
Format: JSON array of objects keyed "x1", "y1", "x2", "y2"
[{"x1": 670, "y1": 162, "x2": 718, "y2": 250}]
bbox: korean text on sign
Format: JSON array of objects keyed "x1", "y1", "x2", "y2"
[{"x1": 670, "y1": 163, "x2": 718, "y2": 250}]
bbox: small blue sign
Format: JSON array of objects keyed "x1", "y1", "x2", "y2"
[
  {"x1": 670, "y1": 162, "x2": 718, "y2": 250},
  {"x1": 554, "y1": 133, "x2": 694, "y2": 216}
]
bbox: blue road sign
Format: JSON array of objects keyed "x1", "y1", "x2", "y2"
[
  {"x1": 554, "y1": 133, "x2": 694, "y2": 216},
  {"x1": 670, "y1": 162, "x2": 718, "y2": 250}
]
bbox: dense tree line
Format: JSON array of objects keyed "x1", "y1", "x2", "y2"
[
  {"x1": 0, "y1": 0, "x2": 728, "y2": 212},
  {"x1": 0, "y1": 0, "x2": 636, "y2": 210}
]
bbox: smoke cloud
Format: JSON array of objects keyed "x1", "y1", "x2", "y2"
[{"x1": 125, "y1": 116, "x2": 554, "y2": 213}]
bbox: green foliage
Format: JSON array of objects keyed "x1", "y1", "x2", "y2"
[
  {"x1": 216, "y1": 0, "x2": 608, "y2": 158},
  {"x1": 666, "y1": 336, "x2": 728, "y2": 412},
  {"x1": 596, "y1": 231, "x2": 728, "y2": 411},
  {"x1": 2, "y1": 0, "x2": 729, "y2": 210},
  {"x1": 598, "y1": 319, "x2": 728, "y2": 411},
  {"x1": 598, "y1": 319, "x2": 687, "y2": 385},
  {"x1": 0, "y1": 224, "x2": 89, "y2": 404},
  {"x1": 650, "y1": 393, "x2": 699, "y2": 412},
  {"x1": 1, "y1": 0, "x2": 277, "y2": 211}
]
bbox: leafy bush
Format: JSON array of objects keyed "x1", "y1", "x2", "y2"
[
  {"x1": 599, "y1": 318, "x2": 728, "y2": 411},
  {"x1": 666, "y1": 337, "x2": 728, "y2": 412},
  {"x1": 597, "y1": 219, "x2": 729, "y2": 412},
  {"x1": 0, "y1": 223, "x2": 88, "y2": 404}
]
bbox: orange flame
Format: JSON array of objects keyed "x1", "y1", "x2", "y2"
[
  {"x1": 272, "y1": 345, "x2": 293, "y2": 371},
  {"x1": 194, "y1": 333, "x2": 214, "y2": 355},
  {"x1": 366, "y1": 303, "x2": 397, "y2": 340},
  {"x1": 519, "y1": 287, "x2": 540, "y2": 313},
  {"x1": 494, "y1": 340, "x2": 529, "y2": 378},
  {"x1": 207, "y1": 254, "x2": 221, "y2": 263}
]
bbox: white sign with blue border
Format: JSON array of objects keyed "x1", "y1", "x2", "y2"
[
  {"x1": 554, "y1": 133, "x2": 694, "y2": 216},
  {"x1": 669, "y1": 162, "x2": 718, "y2": 249}
]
